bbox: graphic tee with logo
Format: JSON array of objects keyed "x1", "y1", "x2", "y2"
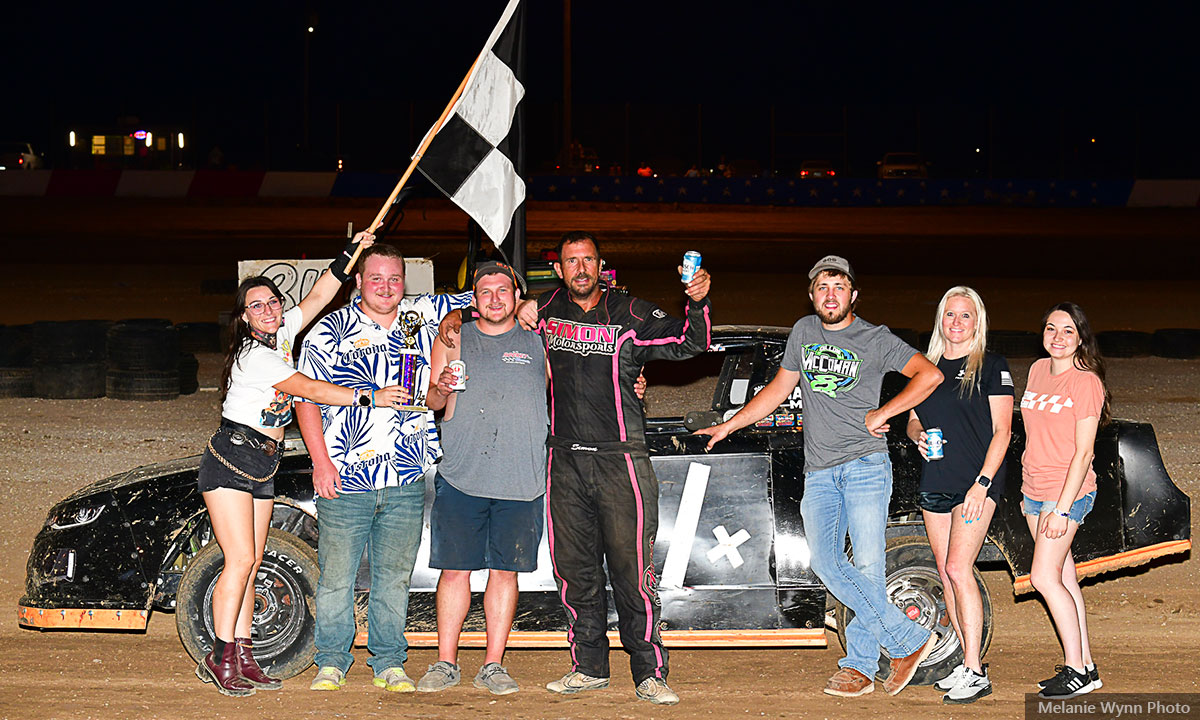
[
  {"x1": 298, "y1": 293, "x2": 472, "y2": 492},
  {"x1": 912, "y1": 353, "x2": 1015, "y2": 495},
  {"x1": 222, "y1": 306, "x2": 304, "y2": 430},
  {"x1": 781, "y1": 315, "x2": 918, "y2": 472},
  {"x1": 1019, "y1": 358, "x2": 1104, "y2": 502},
  {"x1": 438, "y1": 323, "x2": 548, "y2": 502}
]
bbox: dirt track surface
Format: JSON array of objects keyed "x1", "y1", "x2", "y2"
[{"x1": 1, "y1": 203, "x2": 1197, "y2": 719}]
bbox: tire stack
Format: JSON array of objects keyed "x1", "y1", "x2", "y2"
[
  {"x1": 0, "y1": 324, "x2": 34, "y2": 398},
  {"x1": 106, "y1": 320, "x2": 181, "y2": 401},
  {"x1": 31, "y1": 320, "x2": 110, "y2": 399},
  {"x1": 175, "y1": 322, "x2": 217, "y2": 396}
]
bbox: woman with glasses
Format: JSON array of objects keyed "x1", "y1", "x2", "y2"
[
  {"x1": 906, "y1": 287, "x2": 1013, "y2": 704},
  {"x1": 195, "y1": 232, "x2": 408, "y2": 696}
]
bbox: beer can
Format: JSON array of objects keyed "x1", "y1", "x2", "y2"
[
  {"x1": 448, "y1": 360, "x2": 467, "y2": 392},
  {"x1": 926, "y1": 427, "x2": 944, "y2": 460},
  {"x1": 681, "y1": 250, "x2": 702, "y2": 283}
]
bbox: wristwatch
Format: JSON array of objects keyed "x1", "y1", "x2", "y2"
[
  {"x1": 355, "y1": 389, "x2": 373, "y2": 407},
  {"x1": 975, "y1": 474, "x2": 992, "y2": 489}
]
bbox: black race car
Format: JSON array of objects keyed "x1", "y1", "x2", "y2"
[{"x1": 20, "y1": 326, "x2": 1192, "y2": 684}]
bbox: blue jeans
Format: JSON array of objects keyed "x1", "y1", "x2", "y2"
[
  {"x1": 800, "y1": 452, "x2": 931, "y2": 678},
  {"x1": 314, "y1": 482, "x2": 425, "y2": 674}
]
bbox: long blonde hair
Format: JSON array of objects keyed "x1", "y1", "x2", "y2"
[{"x1": 925, "y1": 286, "x2": 989, "y2": 397}]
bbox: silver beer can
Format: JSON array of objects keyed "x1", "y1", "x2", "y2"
[
  {"x1": 681, "y1": 250, "x2": 702, "y2": 283},
  {"x1": 926, "y1": 427, "x2": 944, "y2": 460},
  {"x1": 448, "y1": 360, "x2": 467, "y2": 392}
]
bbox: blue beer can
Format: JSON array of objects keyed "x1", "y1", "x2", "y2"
[
  {"x1": 926, "y1": 427, "x2": 944, "y2": 460},
  {"x1": 681, "y1": 250, "x2": 702, "y2": 283}
]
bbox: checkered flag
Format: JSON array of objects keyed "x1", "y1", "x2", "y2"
[{"x1": 417, "y1": 0, "x2": 525, "y2": 247}]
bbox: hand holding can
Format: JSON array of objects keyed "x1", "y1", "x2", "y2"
[
  {"x1": 448, "y1": 360, "x2": 467, "y2": 392},
  {"x1": 681, "y1": 250, "x2": 702, "y2": 283},
  {"x1": 926, "y1": 427, "x2": 944, "y2": 460}
]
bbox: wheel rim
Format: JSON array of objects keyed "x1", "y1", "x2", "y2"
[
  {"x1": 885, "y1": 565, "x2": 959, "y2": 666},
  {"x1": 201, "y1": 555, "x2": 309, "y2": 662}
]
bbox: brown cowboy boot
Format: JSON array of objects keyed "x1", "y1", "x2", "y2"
[
  {"x1": 196, "y1": 641, "x2": 256, "y2": 696},
  {"x1": 234, "y1": 637, "x2": 282, "y2": 690}
]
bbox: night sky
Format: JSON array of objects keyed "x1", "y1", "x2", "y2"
[{"x1": 7, "y1": 2, "x2": 1198, "y2": 178}]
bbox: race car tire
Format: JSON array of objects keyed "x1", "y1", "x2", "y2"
[
  {"x1": 176, "y1": 529, "x2": 318, "y2": 680},
  {"x1": 107, "y1": 320, "x2": 180, "y2": 372},
  {"x1": 834, "y1": 535, "x2": 993, "y2": 686},
  {"x1": 0, "y1": 367, "x2": 34, "y2": 398},
  {"x1": 106, "y1": 370, "x2": 181, "y2": 401},
  {"x1": 1152, "y1": 329, "x2": 1200, "y2": 359},
  {"x1": 33, "y1": 362, "x2": 106, "y2": 399},
  {"x1": 1097, "y1": 331, "x2": 1152, "y2": 358},
  {"x1": 986, "y1": 330, "x2": 1041, "y2": 358}
]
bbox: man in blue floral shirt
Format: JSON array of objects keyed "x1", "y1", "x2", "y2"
[{"x1": 296, "y1": 243, "x2": 471, "y2": 693}]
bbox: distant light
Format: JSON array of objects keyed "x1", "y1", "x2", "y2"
[
  {"x1": 134, "y1": 130, "x2": 147, "y2": 140},
  {"x1": 337, "y1": 158, "x2": 344, "y2": 172},
  {"x1": 975, "y1": 147, "x2": 980, "y2": 153},
  {"x1": 177, "y1": 132, "x2": 185, "y2": 149},
  {"x1": 1090, "y1": 138, "x2": 1096, "y2": 143},
  {"x1": 145, "y1": 132, "x2": 153, "y2": 148},
  {"x1": 307, "y1": 26, "x2": 314, "y2": 32},
  {"x1": 69, "y1": 131, "x2": 76, "y2": 148}
]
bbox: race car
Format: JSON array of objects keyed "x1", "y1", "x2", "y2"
[{"x1": 19, "y1": 326, "x2": 1192, "y2": 684}]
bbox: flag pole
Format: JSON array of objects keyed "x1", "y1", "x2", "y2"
[{"x1": 341, "y1": 56, "x2": 482, "y2": 275}]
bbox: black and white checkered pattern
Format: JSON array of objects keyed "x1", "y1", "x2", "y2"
[{"x1": 417, "y1": 0, "x2": 525, "y2": 246}]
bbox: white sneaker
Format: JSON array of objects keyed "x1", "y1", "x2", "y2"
[
  {"x1": 934, "y1": 663, "x2": 966, "y2": 691},
  {"x1": 944, "y1": 668, "x2": 993, "y2": 705}
]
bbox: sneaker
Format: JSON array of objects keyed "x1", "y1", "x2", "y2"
[
  {"x1": 545, "y1": 670, "x2": 610, "y2": 695},
  {"x1": 883, "y1": 633, "x2": 937, "y2": 695},
  {"x1": 417, "y1": 661, "x2": 461, "y2": 693},
  {"x1": 310, "y1": 666, "x2": 346, "y2": 691},
  {"x1": 635, "y1": 677, "x2": 679, "y2": 705},
  {"x1": 474, "y1": 662, "x2": 519, "y2": 695},
  {"x1": 934, "y1": 663, "x2": 967, "y2": 692},
  {"x1": 823, "y1": 667, "x2": 874, "y2": 697},
  {"x1": 943, "y1": 668, "x2": 993, "y2": 705},
  {"x1": 1038, "y1": 665, "x2": 1094, "y2": 699},
  {"x1": 1040, "y1": 663, "x2": 1102, "y2": 690},
  {"x1": 373, "y1": 666, "x2": 416, "y2": 693}
]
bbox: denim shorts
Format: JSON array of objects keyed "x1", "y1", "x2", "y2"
[
  {"x1": 197, "y1": 423, "x2": 279, "y2": 500},
  {"x1": 1022, "y1": 490, "x2": 1096, "y2": 525},
  {"x1": 429, "y1": 474, "x2": 544, "y2": 573}
]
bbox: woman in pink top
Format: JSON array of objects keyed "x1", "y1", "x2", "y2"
[{"x1": 1019, "y1": 302, "x2": 1110, "y2": 700}]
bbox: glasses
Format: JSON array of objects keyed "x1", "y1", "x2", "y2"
[{"x1": 246, "y1": 298, "x2": 282, "y2": 315}]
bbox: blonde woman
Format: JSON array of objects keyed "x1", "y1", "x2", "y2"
[{"x1": 907, "y1": 287, "x2": 1014, "y2": 704}]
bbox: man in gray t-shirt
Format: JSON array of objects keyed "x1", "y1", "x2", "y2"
[
  {"x1": 421, "y1": 261, "x2": 548, "y2": 696},
  {"x1": 697, "y1": 255, "x2": 943, "y2": 698}
]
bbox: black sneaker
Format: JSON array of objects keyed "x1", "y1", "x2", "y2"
[
  {"x1": 1037, "y1": 665, "x2": 1094, "y2": 699},
  {"x1": 1037, "y1": 664, "x2": 1065, "y2": 690},
  {"x1": 1038, "y1": 663, "x2": 1101, "y2": 690}
]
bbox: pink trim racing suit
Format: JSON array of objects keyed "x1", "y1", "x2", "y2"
[{"x1": 537, "y1": 287, "x2": 712, "y2": 683}]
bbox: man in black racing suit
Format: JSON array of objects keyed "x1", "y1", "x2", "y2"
[{"x1": 520, "y1": 231, "x2": 712, "y2": 705}]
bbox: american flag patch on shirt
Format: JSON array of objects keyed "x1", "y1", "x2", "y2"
[{"x1": 1000, "y1": 371, "x2": 1014, "y2": 387}]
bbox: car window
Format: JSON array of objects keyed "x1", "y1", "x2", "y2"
[
  {"x1": 643, "y1": 351, "x2": 726, "y2": 418},
  {"x1": 885, "y1": 153, "x2": 920, "y2": 164}
]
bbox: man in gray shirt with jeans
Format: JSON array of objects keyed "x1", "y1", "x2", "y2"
[
  {"x1": 420, "y1": 261, "x2": 548, "y2": 696},
  {"x1": 697, "y1": 255, "x2": 943, "y2": 697}
]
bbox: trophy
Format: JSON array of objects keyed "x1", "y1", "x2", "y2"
[{"x1": 395, "y1": 310, "x2": 428, "y2": 412}]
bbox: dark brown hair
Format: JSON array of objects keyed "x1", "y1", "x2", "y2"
[
  {"x1": 1041, "y1": 301, "x2": 1112, "y2": 426},
  {"x1": 555, "y1": 231, "x2": 601, "y2": 260},
  {"x1": 220, "y1": 277, "x2": 285, "y2": 401}
]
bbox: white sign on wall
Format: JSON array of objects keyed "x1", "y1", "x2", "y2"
[{"x1": 237, "y1": 258, "x2": 435, "y2": 310}]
